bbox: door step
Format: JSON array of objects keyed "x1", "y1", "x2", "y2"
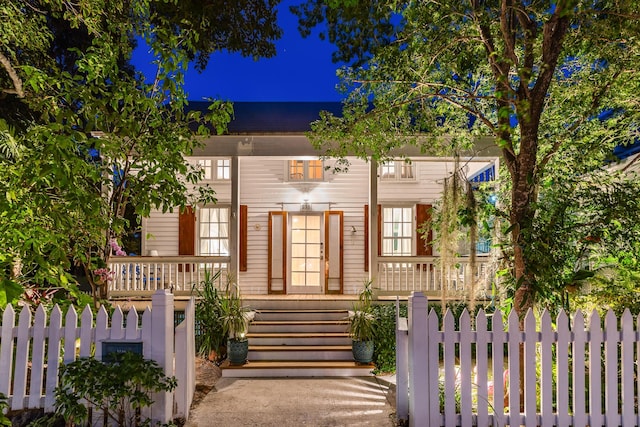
[
  {"x1": 222, "y1": 303, "x2": 372, "y2": 378},
  {"x1": 221, "y1": 360, "x2": 374, "y2": 378}
]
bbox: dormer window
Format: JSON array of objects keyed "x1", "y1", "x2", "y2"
[
  {"x1": 288, "y1": 160, "x2": 324, "y2": 181},
  {"x1": 196, "y1": 158, "x2": 231, "y2": 181},
  {"x1": 380, "y1": 161, "x2": 415, "y2": 181}
]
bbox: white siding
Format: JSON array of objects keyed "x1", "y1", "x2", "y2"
[
  {"x1": 238, "y1": 158, "x2": 369, "y2": 295},
  {"x1": 142, "y1": 155, "x2": 495, "y2": 294}
]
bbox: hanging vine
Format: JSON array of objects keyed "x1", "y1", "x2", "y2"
[{"x1": 432, "y1": 155, "x2": 481, "y2": 314}]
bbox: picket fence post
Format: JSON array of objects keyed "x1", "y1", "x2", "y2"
[
  {"x1": 149, "y1": 289, "x2": 174, "y2": 424},
  {"x1": 408, "y1": 291, "x2": 429, "y2": 427},
  {"x1": 395, "y1": 297, "x2": 409, "y2": 423}
]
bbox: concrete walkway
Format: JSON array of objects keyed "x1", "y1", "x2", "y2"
[{"x1": 186, "y1": 376, "x2": 398, "y2": 426}]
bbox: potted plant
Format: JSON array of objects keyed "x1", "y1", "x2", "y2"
[
  {"x1": 193, "y1": 269, "x2": 226, "y2": 363},
  {"x1": 220, "y1": 277, "x2": 252, "y2": 365},
  {"x1": 348, "y1": 280, "x2": 376, "y2": 364}
]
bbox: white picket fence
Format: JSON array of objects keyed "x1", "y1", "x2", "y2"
[
  {"x1": 396, "y1": 292, "x2": 640, "y2": 427},
  {"x1": 0, "y1": 290, "x2": 195, "y2": 424}
]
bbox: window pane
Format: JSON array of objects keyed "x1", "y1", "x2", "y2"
[
  {"x1": 401, "y1": 163, "x2": 414, "y2": 179},
  {"x1": 289, "y1": 160, "x2": 304, "y2": 180},
  {"x1": 308, "y1": 160, "x2": 323, "y2": 180},
  {"x1": 403, "y1": 208, "x2": 412, "y2": 222},
  {"x1": 307, "y1": 230, "x2": 321, "y2": 243},
  {"x1": 292, "y1": 244, "x2": 306, "y2": 257},
  {"x1": 292, "y1": 230, "x2": 305, "y2": 243},
  {"x1": 306, "y1": 273, "x2": 320, "y2": 286},
  {"x1": 307, "y1": 215, "x2": 320, "y2": 229}
]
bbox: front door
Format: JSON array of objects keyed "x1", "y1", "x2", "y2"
[
  {"x1": 268, "y1": 210, "x2": 343, "y2": 295},
  {"x1": 289, "y1": 213, "x2": 323, "y2": 294}
]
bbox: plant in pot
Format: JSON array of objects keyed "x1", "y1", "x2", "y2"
[
  {"x1": 348, "y1": 280, "x2": 376, "y2": 364},
  {"x1": 193, "y1": 269, "x2": 226, "y2": 364},
  {"x1": 220, "y1": 279, "x2": 252, "y2": 366}
]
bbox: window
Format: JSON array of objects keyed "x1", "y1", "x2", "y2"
[
  {"x1": 196, "y1": 158, "x2": 231, "y2": 181},
  {"x1": 199, "y1": 207, "x2": 229, "y2": 256},
  {"x1": 380, "y1": 161, "x2": 415, "y2": 181},
  {"x1": 288, "y1": 160, "x2": 324, "y2": 181},
  {"x1": 382, "y1": 207, "x2": 413, "y2": 256}
]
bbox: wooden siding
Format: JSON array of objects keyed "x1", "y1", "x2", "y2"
[
  {"x1": 141, "y1": 157, "x2": 493, "y2": 294},
  {"x1": 238, "y1": 158, "x2": 370, "y2": 295}
]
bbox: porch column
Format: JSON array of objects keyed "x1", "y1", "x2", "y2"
[
  {"x1": 230, "y1": 155, "x2": 239, "y2": 275},
  {"x1": 369, "y1": 160, "x2": 378, "y2": 283}
]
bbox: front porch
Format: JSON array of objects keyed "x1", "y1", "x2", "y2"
[{"x1": 106, "y1": 254, "x2": 496, "y2": 301}]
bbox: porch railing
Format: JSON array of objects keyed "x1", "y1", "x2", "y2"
[
  {"x1": 107, "y1": 256, "x2": 230, "y2": 297},
  {"x1": 375, "y1": 255, "x2": 496, "y2": 298}
]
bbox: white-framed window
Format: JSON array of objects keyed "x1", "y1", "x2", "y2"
[
  {"x1": 382, "y1": 206, "x2": 413, "y2": 256},
  {"x1": 288, "y1": 160, "x2": 324, "y2": 181},
  {"x1": 380, "y1": 161, "x2": 415, "y2": 181},
  {"x1": 196, "y1": 158, "x2": 231, "y2": 181},
  {"x1": 198, "y1": 206, "x2": 230, "y2": 256}
]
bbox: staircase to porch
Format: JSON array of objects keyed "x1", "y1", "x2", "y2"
[{"x1": 221, "y1": 297, "x2": 375, "y2": 378}]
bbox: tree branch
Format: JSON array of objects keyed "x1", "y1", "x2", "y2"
[{"x1": 0, "y1": 52, "x2": 25, "y2": 98}]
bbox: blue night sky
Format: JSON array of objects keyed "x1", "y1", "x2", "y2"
[{"x1": 131, "y1": 1, "x2": 344, "y2": 102}]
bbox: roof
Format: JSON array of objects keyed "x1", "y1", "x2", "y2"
[{"x1": 188, "y1": 101, "x2": 343, "y2": 134}]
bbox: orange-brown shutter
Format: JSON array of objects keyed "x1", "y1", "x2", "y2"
[
  {"x1": 240, "y1": 205, "x2": 248, "y2": 271},
  {"x1": 178, "y1": 206, "x2": 195, "y2": 272},
  {"x1": 364, "y1": 205, "x2": 382, "y2": 271},
  {"x1": 377, "y1": 204, "x2": 382, "y2": 256},
  {"x1": 325, "y1": 211, "x2": 343, "y2": 294},
  {"x1": 416, "y1": 204, "x2": 433, "y2": 256},
  {"x1": 364, "y1": 205, "x2": 369, "y2": 272}
]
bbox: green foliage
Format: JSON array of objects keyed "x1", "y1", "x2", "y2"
[
  {"x1": 0, "y1": 0, "x2": 281, "y2": 306},
  {"x1": 0, "y1": 393, "x2": 10, "y2": 426},
  {"x1": 348, "y1": 280, "x2": 376, "y2": 342},
  {"x1": 370, "y1": 303, "x2": 407, "y2": 374},
  {"x1": 294, "y1": 0, "x2": 640, "y2": 315},
  {"x1": 193, "y1": 269, "x2": 226, "y2": 361},
  {"x1": 219, "y1": 275, "x2": 250, "y2": 341},
  {"x1": 55, "y1": 352, "x2": 177, "y2": 427},
  {"x1": 573, "y1": 252, "x2": 640, "y2": 317}
]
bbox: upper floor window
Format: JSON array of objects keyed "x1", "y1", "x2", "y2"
[
  {"x1": 196, "y1": 158, "x2": 231, "y2": 181},
  {"x1": 382, "y1": 207, "x2": 413, "y2": 256},
  {"x1": 380, "y1": 161, "x2": 415, "y2": 181},
  {"x1": 288, "y1": 160, "x2": 324, "y2": 181}
]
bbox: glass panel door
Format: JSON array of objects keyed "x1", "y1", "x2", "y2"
[{"x1": 289, "y1": 213, "x2": 323, "y2": 294}]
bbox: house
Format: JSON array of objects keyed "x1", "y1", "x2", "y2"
[{"x1": 107, "y1": 102, "x2": 500, "y2": 301}]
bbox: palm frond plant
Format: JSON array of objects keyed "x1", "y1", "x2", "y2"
[
  {"x1": 349, "y1": 279, "x2": 376, "y2": 364},
  {"x1": 219, "y1": 275, "x2": 252, "y2": 365},
  {"x1": 193, "y1": 268, "x2": 226, "y2": 363}
]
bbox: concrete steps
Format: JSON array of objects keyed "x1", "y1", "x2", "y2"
[{"x1": 221, "y1": 299, "x2": 374, "y2": 378}]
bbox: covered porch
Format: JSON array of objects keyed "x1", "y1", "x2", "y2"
[{"x1": 106, "y1": 254, "x2": 496, "y2": 301}]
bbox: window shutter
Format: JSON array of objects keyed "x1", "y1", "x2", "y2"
[
  {"x1": 325, "y1": 211, "x2": 343, "y2": 294},
  {"x1": 364, "y1": 205, "x2": 369, "y2": 272},
  {"x1": 240, "y1": 205, "x2": 248, "y2": 272},
  {"x1": 364, "y1": 205, "x2": 382, "y2": 271},
  {"x1": 178, "y1": 206, "x2": 195, "y2": 272},
  {"x1": 416, "y1": 204, "x2": 433, "y2": 256},
  {"x1": 268, "y1": 211, "x2": 287, "y2": 294}
]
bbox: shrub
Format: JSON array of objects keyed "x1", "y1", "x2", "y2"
[{"x1": 55, "y1": 352, "x2": 176, "y2": 427}]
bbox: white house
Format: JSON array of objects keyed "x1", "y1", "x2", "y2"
[{"x1": 108, "y1": 102, "x2": 499, "y2": 300}]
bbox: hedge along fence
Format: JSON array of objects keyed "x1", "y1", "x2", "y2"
[
  {"x1": 0, "y1": 290, "x2": 195, "y2": 424},
  {"x1": 397, "y1": 292, "x2": 640, "y2": 427}
]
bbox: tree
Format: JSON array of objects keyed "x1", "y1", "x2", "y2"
[
  {"x1": 0, "y1": 1, "x2": 281, "y2": 306},
  {"x1": 293, "y1": 0, "x2": 640, "y2": 318}
]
